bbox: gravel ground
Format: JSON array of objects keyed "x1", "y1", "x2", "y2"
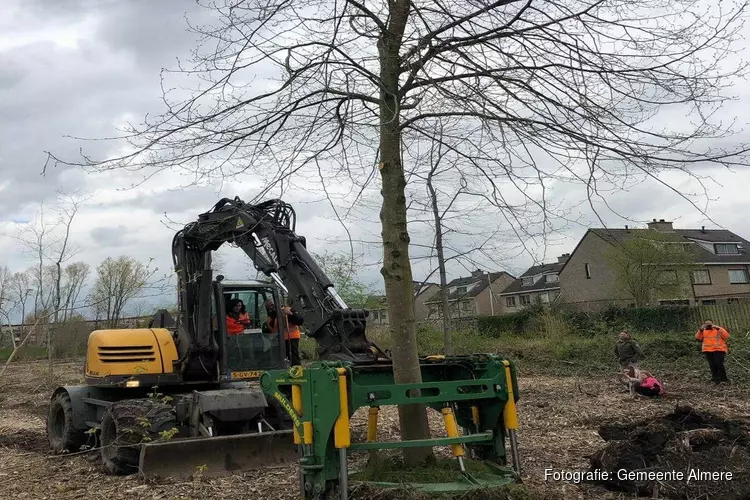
[{"x1": 1, "y1": 359, "x2": 748, "y2": 499}]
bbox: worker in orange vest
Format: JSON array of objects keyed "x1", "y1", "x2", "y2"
[
  {"x1": 226, "y1": 298, "x2": 252, "y2": 335},
  {"x1": 695, "y1": 320, "x2": 730, "y2": 384},
  {"x1": 264, "y1": 298, "x2": 304, "y2": 366}
]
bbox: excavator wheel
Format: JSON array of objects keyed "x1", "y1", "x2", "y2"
[
  {"x1": 47, "y1": 391, "x2": 88, "y2": 454},
  {"x1": 99, "y1": 399, "x2": 178, "y2": 475}
]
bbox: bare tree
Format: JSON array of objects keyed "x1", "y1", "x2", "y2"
[
  {"x1": 7, "y1": 271, "x2": 33, "y2": 348},
  {"x1": 91, "y1": 256, "x2": 160, "y2": 328},
  {"x1": 125, "y1": 298, "x2": 151, "y2": 322},
  {"x1": 49, "y1": 196, "x2": 83, "y2": 375},
  {"x1": 60, "y1": 262, "x2": 91, "y2": 322},
  {"x1": 0, "y1": 266, "x2": 12, "y2": 348},
  {"x1": 51, "y1": 0, "x2": 750, "y2": 464},
  {"x1": 14, "y1": 194, "x2": 84, "y2": 376},
  {"x1": 404, "y1": 119, "x2": 553, "y2": 353}
]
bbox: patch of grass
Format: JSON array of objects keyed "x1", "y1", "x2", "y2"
[
  {"x1": 351, "y1": 457, "x2": 487, "y2": 483},
  {"x1": 0, "y1": 346, "x2": 48, "y2": 361},
  {"x1": 348, "y1": 483, "x2": 535, "y2": 500},
  {"x1": 349, "y1": 457, "x2": 532, "y2": 500}
]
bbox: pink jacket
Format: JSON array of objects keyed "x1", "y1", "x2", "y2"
[{"x1": 640, "y1": 376, "x2": 664, "y2": 395}]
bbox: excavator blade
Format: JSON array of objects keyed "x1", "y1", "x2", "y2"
[{"x1": 138, "y1": 430, "x2": 298, "y2": 478}]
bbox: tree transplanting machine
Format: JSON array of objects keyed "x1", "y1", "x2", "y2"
[{"x1": 46, "y1": 197, "x2": 521, "y2": 499}]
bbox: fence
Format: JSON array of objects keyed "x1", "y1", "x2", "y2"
[{"x1": 692, "y1": 303, "x2": 750, "y2": 334}]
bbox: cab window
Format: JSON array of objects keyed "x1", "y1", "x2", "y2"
[{"x1": 223, "y1": 287, "x2": 282, "y2": 372}]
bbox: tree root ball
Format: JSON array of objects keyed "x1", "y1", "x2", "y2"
[{"x1": 587, "y1": 405, "x2": 750, "y2": 499}]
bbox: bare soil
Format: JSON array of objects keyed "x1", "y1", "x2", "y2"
[{"x1": 1, "y1": 360, "x2": 749, "y2": 499}]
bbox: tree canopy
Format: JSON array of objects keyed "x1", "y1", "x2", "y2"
[{"x1": 49, "y1": 0, "x2": 750, "y2": 465}]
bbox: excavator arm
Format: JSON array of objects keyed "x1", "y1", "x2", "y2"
[{"x1": 172, "y1": 196, "x2": 383, "y2": 373}]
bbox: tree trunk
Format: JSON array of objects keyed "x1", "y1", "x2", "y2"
[
  {"x1": 378, "y1": 0, "x2": 434, "y2": 466},
  {"x1": 17, "y1": 302, "x2": 26, "y2": 350},
  {"x1": 427, "y1": 169, "x2": 452, "y2": 355}
]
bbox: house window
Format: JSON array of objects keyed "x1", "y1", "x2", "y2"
[
  {"x1": 456, "y1": 286, "x2": 468, "y2": 294},
  {"x1": 546, "y1": 274, "x2": 559, "y2": 283},
  {"x1": 462, "y1": 300, "x2": 474, "y2": 311},
  {"x1": 380, "y1": 311, "x2": 388, "y2": 322},
  {"x1": 521, "y1": 277, "x2": 533, "y2": 286},
  {"x1": 728, "y1": 269, "x2": 749, "y2": 284},
  {"x1": 539, "y1": 292, "x2": 549, "y2": 303},
  {"x1": 659, "y1": 270, "x2": 678, "y2": 285},
  {"x1": 692, "y1": 269, "x2": 711, "y2": 284},
  {"x1": 506, "y1": 296, "x2": 516, "y2": 307},
  {"x1": 585, "y1": 263, "x2": 591, "y2": 279},
  {"x1": 728, "y1": 297, "x2": 744, "y2": 304},
  {"x1": 372, "y1": 310, "x2": 379, "y2": 320},
  {"x1": 701, "y1": 299, "x2": 716, "y2": 305},
  {"x1": 520, "y1": 295, "x2": 531, "y2": 305},
  {"x1": 715, "y1": 244, "x2": 739, "y2": 254}
]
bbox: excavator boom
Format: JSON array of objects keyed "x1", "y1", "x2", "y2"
[{"x1": 172, "y1": 197, "x2": 383, "y2": 375}]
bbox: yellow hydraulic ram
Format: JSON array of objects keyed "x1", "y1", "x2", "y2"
[
  {"x1": 503, "y1": 360, "x2": 521, "y2": 474},
  {"x1": 367, "y1": 406, "x2": 379, "y2": 442},
  {"x1": 292, "y1": 384, "x2": 303, "y2": 445},
  {"x1": 441, "y1": 406, "x2": 466, "y2": 472},
  {"x1": 334, "y1": 368, "x2": 351, "y2": 500}
]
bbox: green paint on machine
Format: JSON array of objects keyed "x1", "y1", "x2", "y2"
[{"x1": 260, "y1": 354, "x2": 521, "y2": 498}]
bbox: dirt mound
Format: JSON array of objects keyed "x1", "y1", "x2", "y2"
[{"x1": 588, "y1": 405, "x2": 750, "y2": 499}]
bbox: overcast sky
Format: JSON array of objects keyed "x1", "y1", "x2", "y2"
[{"x1": 1, "y1": 0, "x2": 749, "y2": 319}]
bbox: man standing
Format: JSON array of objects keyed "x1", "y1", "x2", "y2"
[
  {"x1": 614, "y1": 330, "x2": 643, "y2": 395},
  {"x1": 615, "y1": 330, "x2": 643, "y2": 370},
  {"x1": 695, "y1": 320, "x2": 729, "y2": 384},
  {"x1": 264, "y1": 298, "x2": 304, "y2": 366}
]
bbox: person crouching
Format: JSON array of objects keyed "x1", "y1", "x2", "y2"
[{"x1": 620, "y1": 367, "x2": 665, "y2": 398}]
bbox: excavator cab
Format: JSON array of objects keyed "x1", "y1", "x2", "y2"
[{"x1": 212, "y1": 278, "x2": 289, "y2": 380}]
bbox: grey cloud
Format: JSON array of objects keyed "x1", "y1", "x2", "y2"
[
  {"x1": 90, "y1": 224, "x2": 130, "y2": 247},
  {"x1": 0, "y1": 0, "x2": 214, "y2": 218},
  {"x1": 92, "y1": 1, "x2": 211, "y2": 70}
]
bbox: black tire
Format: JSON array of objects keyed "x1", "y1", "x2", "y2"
[
  {"x1": 47, "y1": 391, "x2": 88, "y2": 454},
  {"x1": 99, "y1": 399, "x2": 178, "y2": 475}
]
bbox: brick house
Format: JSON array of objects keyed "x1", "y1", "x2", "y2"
[
  {"x1": 558, "y1": 219, "x2": 750, "y2": 309},
  {"x1": 368, "y1": 281, "x2": 440, "y2": 326},
  {"x1": 424, "y1": 270, "x2": 515, "y2": 319},
  {"x1": 498, "y1": 255, "x2": 568, "y2": 312}
]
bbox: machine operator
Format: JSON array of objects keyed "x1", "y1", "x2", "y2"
[{"x1": 263, "y1": 298, "x2": 304, "y2": 366}]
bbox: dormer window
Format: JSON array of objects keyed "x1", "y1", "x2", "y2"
[
  {"x1": 456, "y1": 285, "x2": 468, "y2": 294},
  {"x1": 521, "y1": 277, "x2": 533, "y2": 286},
  {"x1": 715, "y1": 243, "x2": 739, "y2": 254},
  {"x1": 546, "y1": 274, "x2": 559, "y2": 283}
]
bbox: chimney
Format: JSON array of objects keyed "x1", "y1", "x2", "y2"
[
  {"x1": 625, "y1": 225, "x2": 629, "y2": 232},
  {"x1": 557, "y1": 253, "x2": 570, "y2": 263},
  {"x1": 646, "y1": 219, "x2": 674, "y2": 232},
  {"x1": 701, "y1": 226, "x2": 706, "y2": 233},
  {"x1": 471, "y1": 269, "x2": 484, "y2": 278}
]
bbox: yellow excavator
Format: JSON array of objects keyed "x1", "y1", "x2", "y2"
[{"x1": 45, "y1": 197, "x2": 380, "y2": 476}]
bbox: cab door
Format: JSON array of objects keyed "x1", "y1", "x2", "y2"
[{"x1": 220, "y1": 285, "x2": 286, "y2": 379}]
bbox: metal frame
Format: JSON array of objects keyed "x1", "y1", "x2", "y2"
[{"x1": 260, "y1": 354, "x2": 521, "y2": 499}]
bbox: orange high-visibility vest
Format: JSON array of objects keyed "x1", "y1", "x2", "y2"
[
  {"x1": 268, "y1": 316, "x2": 301, "y2": 340},
  {"x1": 226, "y1": 313, "x2": 250, "y2": 335},
  {"x1": 695, "y1": 326, "x2": 729, "y2": 352}
]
